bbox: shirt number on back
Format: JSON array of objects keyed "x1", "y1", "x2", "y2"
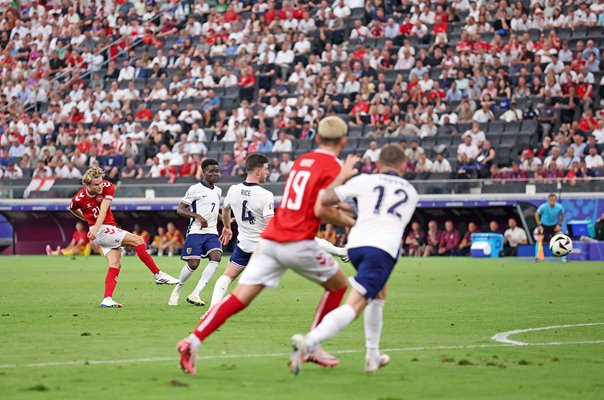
[
  {"x1": 241, "y1": 200, "x2": 255, "y2": 224},
  {"x1": 373, "y1": 185, "x2": 408, "y2": 218},
  {"x1": 281, "y1": 170, "x2": 311, "y2": 211}
]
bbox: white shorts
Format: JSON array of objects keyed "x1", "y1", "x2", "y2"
[
  {"x1": 94, "y1": 224, "x2": 128, "y2": 256},
  {"x1": 239, "y1": 239, "x2": 339, "y2": 289}
]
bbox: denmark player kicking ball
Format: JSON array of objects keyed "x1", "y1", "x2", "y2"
[
  {"x1": 176, "y1": 117, "x2": 357, "y2": 374},
  {"x1": 288, "y1": 144, "x2": 419, "y2": 374},
  {"x1": 68, "y1": 167, "x2": 179, "y2": 308}
]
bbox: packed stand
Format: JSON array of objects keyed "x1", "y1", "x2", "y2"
[{"x1": 0, "y1": 0, "x2": 604, "y2": 189}]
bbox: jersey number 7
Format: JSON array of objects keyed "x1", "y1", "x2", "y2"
[{"x1": 281, "y1": 170, "x2": 311, "y2": 211}]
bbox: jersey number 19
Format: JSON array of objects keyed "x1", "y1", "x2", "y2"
[{"x1": 281, "y1": 170, "x2": 311, "y2": 211}]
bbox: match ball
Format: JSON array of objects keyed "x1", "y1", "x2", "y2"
[{"x1": 549, "y1": 234, "x2": 573, "y2": 257}]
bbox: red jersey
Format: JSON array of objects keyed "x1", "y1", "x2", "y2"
[
  {"x1": 72, "y1": 230, "x2": 89, "y2": 245},
  {"x1": 69, "y1": 180, "x2": 118, "y2": 227},
  {"x1": 262, "y1": 149, "x2": 341, "y2": 243}
]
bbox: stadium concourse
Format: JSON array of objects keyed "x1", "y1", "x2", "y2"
[{"x1": 0, "y1": 0, "x2": 604, "y2": 190}]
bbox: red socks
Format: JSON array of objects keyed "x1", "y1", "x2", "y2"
[
  {"x1": 104, "y1": 267, "x2": 120, "y2": 298},
  {"x1": 194, "y1": 294, "x2": 246, "y2": 342},
  {"x1": 134, "y1": 244, "x2": 160, "y2": 274},
  {"x1": 310, "y1": 287, "x2": 347, "y2": 329}
]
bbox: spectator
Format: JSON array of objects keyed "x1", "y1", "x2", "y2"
[
  {"x1": 55, "y1": 160, "x2": 82, "y2": 179},
  {"x1": 32, "y1": 160, "x2": 53, "y2": 178},
  {"x1": 453, "y1": 221, "x2": 479, "y2": 256},
  {"x1": 219, "y1": 153, "x2": 235, "y2": 176},
  {"x1": 424, "y1": 220, "x2": 442, "y2": 257},
  {"x1": 273, "y1": 131, "x2": 293, "y2": 152},
  {"x1": 457, "y1": 134, "x2": 479, "y2": 162},
  {"x1": 157, "y1": 222, "x2": 184, "y2": 257},
  {"x1": 405, "y1": 139, "x2": 425, "y2": 162},
  {"x1": 500, "y1": 101, "x2": 523, "y2": 122},
  {"x1": 279, "y1": 153, "x2": 294, "y2": 176},
  {"x1": 102, "y1": 146, "x2": 122, "y2": 181},
  {"x1": 268, "y1": 157, "x2": 282, "y2": 182},
  {"x1": 363, "y1": 141, "x2": 381, "y2": 163},
  {"x1": 257, "y1": 134, "x2": 274, "y2": 153},
  {"x1": 318, "y1": 223, "x2": 337, "y2": 244},
  {"x1": 503, "y1": 218, "x2": 528, "y2": 256},
  {"x1": 431, "y1": 152, "x2": 452, "y2": 173},
  {"x1": 585, "y1": 145, "x2": 604, "y2": 170},
  {"x1": 473, "y1": 101, "x2": 495, "y2": 123},
  {"x1": 463, "y1": 122, "x2": 486, "y2": 147},
  {"x1": 439, "y1": 220, "x2": 461, "y2": 256},
  {"x1": 3, "y1": 162, "x2": 23, "y2": 180},
  {"x1": 405, "y1": 222, "x2": 426, "y2": 257},
  {"x1": 477, "y1": 140, "x2": 497, "y2": 177},
  {"x1": 415, "y1": 153, "x2": 433, "y2": 175},
  {"x1": 122, "y1": 158, "x2": 143, "y2": 180}
]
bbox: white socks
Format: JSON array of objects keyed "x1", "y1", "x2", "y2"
[
  {"x1": 315, "y1": 237, "x2": 346, "y2": 258},
  {"x1": 364, "y1": 299, "x2": 385, "y2": 360},
  {"x1": 172, "y1": 265, "x2": 194, "y2": 295},
  {"x1": 210, "y1": 275, "x2": 232, "y2": 308},
  {"x1": 191, "y1": 261, "x2": 219, "y2": 297},
  {"x1": 306, "y1": 304, "x2": 357, "y2": 350}
]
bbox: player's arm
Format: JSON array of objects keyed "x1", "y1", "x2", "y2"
[
  {"x1": 558, "y1": 210, "x2": 565, "y2": 226},
  {"x1": 220, "y1": 205, "x2": 232, "y2": 245},
  {"x1": 534, "y1": 207, "x2": 542, "y2": 228},
  {"x1": 315, "y1": 190, "x2": 356, "y2": 228},
  {"x1": 88, "y1": 199, "x2": 111, "y2": 240},
  {"x1": 325, "y1": 154, "x2": 361, "y2": 192},
  {"x1": 69, "y1": 208, "x2": 87, "y2": 222},
  {"x1": 315, "y1": 237, "x2": 347, "y2": 258},
  {"x1": 176, "y1": 201, "x2": 208, "y2": 228}
]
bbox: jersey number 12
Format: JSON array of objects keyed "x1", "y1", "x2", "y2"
[{"x1": 373, "y1": 185, "x2": 408, "y2": 218}]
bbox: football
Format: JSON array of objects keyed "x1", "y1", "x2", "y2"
[{"x1": 549, "y1": 234, "x2": 573, "y2": 257}]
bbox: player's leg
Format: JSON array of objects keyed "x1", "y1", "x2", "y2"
[
  {"x1": 208, "y1": 244, "x2": 250, "y2": 308},
  {"x1": 170, "y1": 234, "x2": 203, "y2": 305},
  {"x1": 121, "y1": 231, "x2": 178, "y2": 284},
  {"x1": 99, "y1": 248, "x2": 122, "y2": 308},
  {"x1": 188, "y1": 241, "x2": 222, "y2": 304},
  {"x1": 290, "y1": 247, "x2": 396, "y2": 375},
  {"x1": 176, "y1": 240, "x2": 285, "y2": 374},
  {"x1": 364, "y1": 285, "x2": 390, "y2": 372}
]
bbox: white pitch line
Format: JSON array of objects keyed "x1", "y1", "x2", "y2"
[
  {"x1": 491, "y1": 323, "x2": 604, "y2": 346},
  {"x1": 1, "y1": 340, "x2": 603, "y2": 370}
]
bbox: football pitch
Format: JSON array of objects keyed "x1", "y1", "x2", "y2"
[{"x1": 1, "y1": 256, "x2": 603, "y2": 400}]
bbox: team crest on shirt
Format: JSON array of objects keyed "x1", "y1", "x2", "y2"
[
  {"x1": 96, "y1": 196, "x2": 103, "y2": 202},
  {"x1": 186, "y1": 247, "x2": 192, "y2": 254}
]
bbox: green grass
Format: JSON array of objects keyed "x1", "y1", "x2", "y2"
[{"x1": 1, "y1": 256, "x2": 603, "y2": 400}]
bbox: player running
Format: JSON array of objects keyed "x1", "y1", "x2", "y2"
[
  {"x1": 176, "y1": 116, "x2": 356, "y2": 375},
  {"x1": 209, "y1": 153, "x2": 349, "y2": 311},
  {"x1": 169, "y1": 159, "x2": 223, "y2": 307},
  {"x1": 289, "y1": 144, "x2": 419, "y2": 374},
  {"x1": 68, "y1": 167, "x2": 179, "y2": 308}
]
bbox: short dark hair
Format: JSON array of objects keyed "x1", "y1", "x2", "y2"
[
  {"x1": 245, "y1": 153, "x2": 268, "y2": 172},
  {"x1": 379, "y1": 143, "x2": 407, "y2": 168},
  {"x1": 548, "y1": 193, "x2": 557, "y2": 199},
  {"x1": 202, "y1": 159, "x2": 219, "y2": 170}
]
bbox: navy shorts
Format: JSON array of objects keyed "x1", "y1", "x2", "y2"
[
  {"x1": 229, "y1": 244, "x2": 252, "y2": 268},
  {"x1": 181, "y1": 234, "x2": 222, "y2": 260},
  {"x1": 348, "y1": 246, "x2": 397, "y2": 300}
]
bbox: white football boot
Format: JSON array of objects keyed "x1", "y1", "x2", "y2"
[
  {"x1": 186, "y1": 294, "x2": 206, "y2": 306},
  {"x1": 99, "y1": 297, "x2": 122, "y2": 308},
  {"x1": 154, "y1": 271, "x2": 179, "y2": 285},
  {"x1": 364, "y1": 354, "x2": 391, "y2": 373}
]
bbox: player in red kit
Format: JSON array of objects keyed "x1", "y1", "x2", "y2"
[
  {"x1": 69, "y1": 167, "x2": 179, "y2": 308},
  {"x1": 176, "y1": 116, "x2": 357, "y2": 375}
]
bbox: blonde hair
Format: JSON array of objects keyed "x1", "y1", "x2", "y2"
[
  {"x1": 82, "y1": 167, "x2": 105, "y2": 185},
  {"x1": 318, "y1": 116, "x2": 348, "y2": 139}
]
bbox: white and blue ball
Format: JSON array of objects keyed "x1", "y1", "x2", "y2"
[{"x1": 549, "y1": 234, "x2": 573, "y2": 257}]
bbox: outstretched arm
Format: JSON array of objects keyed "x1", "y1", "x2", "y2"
[{"x1": 220, "y1": 206, "x2": 232, "y2": 245}]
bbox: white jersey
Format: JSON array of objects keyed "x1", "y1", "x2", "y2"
[
  {"x1": 224, "y1": 182, "x2": 275, "y2": 252},
  {"x1": 181, "y1": 181, "x2": 222, "y2": 235},
  {"x1": 335, "y1": 173, "x2": 418, "y2": 258}
]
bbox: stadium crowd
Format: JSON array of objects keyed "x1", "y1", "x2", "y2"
[{"x1": 1, "y1": 0, "x2": 604, "y2": 186}]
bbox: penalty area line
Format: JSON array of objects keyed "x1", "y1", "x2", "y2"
[{"x1": 1, "y1": 340, "x2": 603, "y2": 370}]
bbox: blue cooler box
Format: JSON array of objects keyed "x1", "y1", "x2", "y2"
[{"x1": 471, "y1": 233, "x2": 504, "y2": 258}]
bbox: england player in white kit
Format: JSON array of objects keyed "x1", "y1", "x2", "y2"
[
  {"x1": 210, "y1": 154, "x2": 350, "y2": 310},
  {"x1": 169, "y1": 159, "x2": 223, "y2": 306},
  {"x1": 289, "y1": 144, "x2": 419, "y2": 374}
]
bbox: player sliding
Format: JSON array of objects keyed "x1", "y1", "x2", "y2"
[
  {"x1": 289, "y1": 144, "x2": 419, "y2": 374},
  {"x1": 68, "y1": 167, "x2": 179, "y2": 308},
  {"x1": 176, "y1": 116, "x2": 356, "y2": 374},
  {"x1": 209, "y1": 154, "x2": 349, "y2": 321},
  {"x1": 169, "y1": 159, "x2": 223, "y2": 307}
]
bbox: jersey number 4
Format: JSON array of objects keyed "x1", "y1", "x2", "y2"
[
  {"x1": 241, "y1": 200, "x2": 255, "y2": 224},
  {"x1": 281, "y1": 169, "x2": 311, "y2": 211},
  {"x1": 373, "y1": 185, "x2": 408, "y2": 218}
]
